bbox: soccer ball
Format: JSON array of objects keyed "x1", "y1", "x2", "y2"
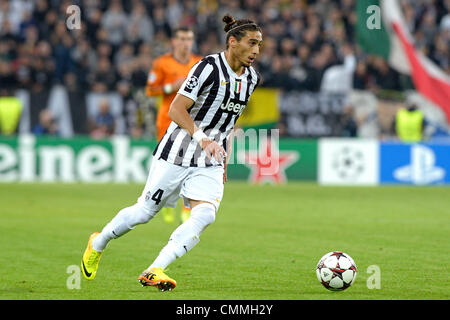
[{"x1": 316, "y1": 251, "x2": 357, "y2": 291}]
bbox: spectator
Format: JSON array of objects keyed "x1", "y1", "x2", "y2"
[
  {"x1": 89, "y1": 57, "x2": 117, "y2": 93},
  {"x1": 0, "y1": 60, "x2": 17, "y2": 90},
  {"x1": 71, "y1": 38, "x2": 96, "y2": 89},
  {"x1": 64, "y1": 72, "x2": 88, "y2": 135},
  {"x1": 394, "y1": 103, "x2": 428, "y2": 143},
  {"x1": 353, "y1": 61, "x2": 370, "y2": 90},
  {"x1": 321, "y1": 43, "x2": 357, "y2": 93},
  {"x1": 126, "y1": 2, "x2": 154, "y2": 45},
  {"x1": 166, "y1": 0, "x2": 184, "y2": 28},
  {"x1": 340, "y1": 105, "x2": 358, "y2": 137},
  {"x1": 303, "y1": 50, "x2": 330, "y2": 91},
  {"x1": 114, "y1": 42, "x2": 134, "y2": 67},
  {"x1": 118, "y1": 80, "x2": 142, "y2": 138},
  {"x1": 0, "y1": 89, "x2": 22, "y2": 135},
  {"x1": 370, "y1": 57, "x2": 402, "y2": 91},
  {"x1": 89, "y1": 99, "x2": 116, "y2": 139},
  {"x1": 85, "y1": 7, "x2": 103, "y2": 44},
  {"x1": 101, "y1": 0, "x2": 128, "y2": 48},
  {"x1": 32, "y1": 108, "x2": 58, "y2": 136},
  {"x1": 151, "y1": 6, "x2": 172, "y2": 37},
  {"x1": 30, "y1": 41, "x2": 55, "y2": 92}
]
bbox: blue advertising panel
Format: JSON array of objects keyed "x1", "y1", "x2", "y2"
[{"x1": 380, "y1": 142, "x2": 450, "y2": 185}]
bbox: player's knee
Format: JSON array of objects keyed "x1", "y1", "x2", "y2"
[
  {"x1": 191, "y1": 202, "x2": 216, "y2": 226},
  {"x1": 128, "y1": 203, "x2": 155, "y2": 226}
]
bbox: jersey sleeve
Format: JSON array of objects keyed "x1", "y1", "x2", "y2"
[
  {"x1": 177, "y1": 59, "x2": 214, "y2": 102},
  {"x1": 145, "y1": 58, "x2": 165, "y2": 97}
]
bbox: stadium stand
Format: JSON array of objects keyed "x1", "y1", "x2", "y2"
[{"x1": 0, "y1": 0, "x2": 448, "y2": 139}]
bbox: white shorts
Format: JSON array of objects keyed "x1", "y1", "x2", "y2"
[{"x1": 137, "y1": 159, "x2": 224, "y2": 214}]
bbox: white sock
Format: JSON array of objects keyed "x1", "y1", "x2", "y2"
[
  {"x1": 149, "y1": 203, "x2": 216, "y2": 269},
  {"x1": 92, "y1": 203, "x2": 155, "y2": 252}
]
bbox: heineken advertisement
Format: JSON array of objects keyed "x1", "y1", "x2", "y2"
[
  {"x1": 0, "y1": 135, "x2": 317, "y2": 183},
  {"x1": 2, "y1": 136, "x2": 449, "y2": 185},
  {"x1": 0, "y1": 135, "x2": 157, "y2": 183}
]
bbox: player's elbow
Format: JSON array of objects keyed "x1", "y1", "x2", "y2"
[
  {"x1": 169, "y1": 94, "x2": 193, "y2": 122},
  {"x1": 168, "y1": 103, "x2": 177, "y2": 121}
]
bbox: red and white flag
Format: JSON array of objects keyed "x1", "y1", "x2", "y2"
[{"x1": 381, "y1": 0, "x2": 450, "y2": 123}]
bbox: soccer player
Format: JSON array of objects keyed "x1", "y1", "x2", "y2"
[
  {"x1": 146, "y1": 27, "x2": 202, "y2": 224},
  {"x1": 81, "y1": 14, "x2": 262, "y2": 291}
]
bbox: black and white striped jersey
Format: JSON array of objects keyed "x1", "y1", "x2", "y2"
[{"x1": 153, "y1": 51, "x2": 260, "y2": 167}]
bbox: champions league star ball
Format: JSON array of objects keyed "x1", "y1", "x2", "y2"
[{"x1": 316, "y1": 252, "x2": 357, "y2": 291}]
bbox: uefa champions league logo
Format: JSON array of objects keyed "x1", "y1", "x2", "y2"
[
  {"x1": 185, "y1": 76, "x2": 199, "y2": 90},
  {"x1": 332, "y1": 147, "x2": 365, "y2": 180}
]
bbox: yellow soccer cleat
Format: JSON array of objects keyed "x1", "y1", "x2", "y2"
[
  {"x1": 138, "y1": 267, "x2": 177, "y2": 291},
  {"x1": 81, "y1": 232, "x2": 103, "y2": 280}
]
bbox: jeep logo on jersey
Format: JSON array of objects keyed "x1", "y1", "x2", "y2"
[{"x1": 220, "y1": 98, "x2": 247, "y2": 116}]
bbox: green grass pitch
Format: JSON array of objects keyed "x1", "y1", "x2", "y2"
[{"x1": 0, "y1": 182, "x2": 448, "y2": 300}]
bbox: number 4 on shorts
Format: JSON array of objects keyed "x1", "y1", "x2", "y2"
[{"x1": 145, "y1": 189, "x2": 164, "y2": 205}]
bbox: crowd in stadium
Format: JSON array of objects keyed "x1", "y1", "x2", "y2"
[{"x1": 0, "y1": 0, "x2": 449, "y2": 138}]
